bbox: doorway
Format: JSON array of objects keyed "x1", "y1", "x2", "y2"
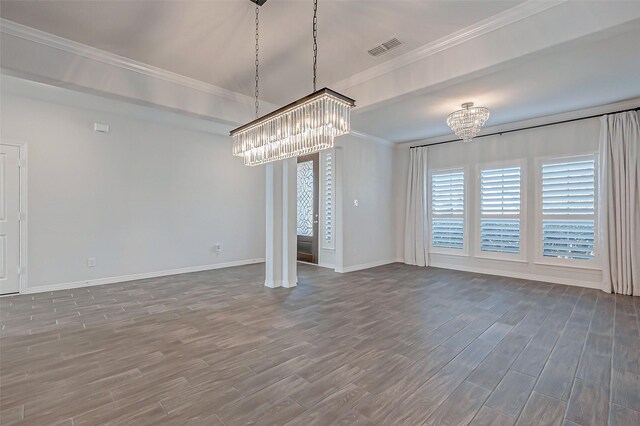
[
  {"x1": 296, "y1": 153, "x2": 319, "y2": 263},
  {"x1": 0, "y1": 144, "x2": 22, "y2": 295}
]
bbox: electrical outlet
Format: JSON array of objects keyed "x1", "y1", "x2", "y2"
[
  {"x1": 215, "y1": 243, "x2": 222, "y2": 254},
  {"x1": 353, "y1": 199, "x2": 359, "y2": 207},
  {"x1": 87, "y1": 258, "x2": 97, "y2": 267}
]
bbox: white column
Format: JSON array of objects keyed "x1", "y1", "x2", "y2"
[
  {"x1": 265, "y1": 161, "x2": 283, "y2": 288},
  {"x1": 264, "y1": 160, "x2": 297, "y2": 288},
  {"x1": 282, "y1": 158, "x2": 298, "y2": 288}
]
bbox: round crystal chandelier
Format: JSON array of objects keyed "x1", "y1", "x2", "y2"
[{"x1": 446, "y1": 102, "x2": 490, "y2": 143}]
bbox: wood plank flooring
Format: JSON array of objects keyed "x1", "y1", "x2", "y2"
[{"x1": 1, "y1": 263, "x2": 639, "y2": 425}]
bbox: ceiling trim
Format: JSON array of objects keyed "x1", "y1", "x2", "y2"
[
  {"x1": 332, "y1": 0, "x2": 566, "y2": 91},
  {"x1": 349, "y1": 130, "x2": 395, "y2": 147},
  {"x1": 0, "y1": 18, "x2": 263, "y2": 108}
]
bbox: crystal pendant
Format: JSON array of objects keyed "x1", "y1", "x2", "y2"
[
  {"x1": 231, "y1": 88, "x2": 355, "y2": 166},
  {"x1": 446, "y1": 102, "x2": 490, "y2": 143}
]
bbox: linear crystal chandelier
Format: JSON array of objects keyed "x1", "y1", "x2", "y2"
[
  {"x1": 447, "y1": 102, "x2": 490, "y2": 143},
  {"x1": 231, "y1": 0, "x2": 355, "y2": 166}
]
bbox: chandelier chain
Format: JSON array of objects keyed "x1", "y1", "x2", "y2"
[
  {"x1": 312, "y1": 0, "x2": 318, "y2": 92},
  {"x1": 255, "y1": 4, "x2": 259, "y2": 118},
  {"x1": 231, "y1": 0, "x2": 354, "y2": 166}
]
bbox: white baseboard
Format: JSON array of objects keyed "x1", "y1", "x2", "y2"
[
  {"x1": 22, "y1": 257, "x2": 599, "y2": 294},
  {"x1": 428, "y1": 261, "x2": 601, "y2": 290},
  {"x1": 23, "y1": 258, "x2": 265, "y2": 294},
  {"x1": 316, "y1": 262, "x2": 335, "y2": 270},
  {"x1": 336, "y1": 259, "x2": 399, "y2": 273},
  {"x1": 282, "y1": 280, "x2": 297, "y2": 288},
  {"x1": 264, "y1": 279, "x2": 280, "y2": 288}
]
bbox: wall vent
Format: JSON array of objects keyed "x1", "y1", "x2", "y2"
[{"x1": 367, "y1": 37, "x2": 402, "y2": 57}]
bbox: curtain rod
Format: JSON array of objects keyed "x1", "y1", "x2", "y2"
[{"x1": 410, "y1": 106, "x2": 640, "y2": 149}]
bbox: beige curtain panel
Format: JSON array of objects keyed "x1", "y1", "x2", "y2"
[
  {"x1": 599, "y1": 110, "x2": 640, "y2": 295},
  {"x1": 404, "y1": 147, "x2": 429, "y2": 267}
]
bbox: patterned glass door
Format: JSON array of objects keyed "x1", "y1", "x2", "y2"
[{"x1": 296, "y1": 153, "x2": 319, "y2": 263}]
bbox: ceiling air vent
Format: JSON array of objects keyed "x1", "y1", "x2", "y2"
[
  {"x1": 367, "y1": 45, "x2": 387, "y2": 57},
  {"x1": 382, "y1": 38, "x2": 402, "y2": 50},
  {"x1": 367, "y1": 37, "x2": 402, "y2": 57}
]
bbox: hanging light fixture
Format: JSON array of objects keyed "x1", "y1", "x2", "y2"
[
  {"x1": 231, "y1": 0, "x2": 355, "y2": 166},
  {"x1": 446, "y1": 102, "x2": 490, "y2": 143}
]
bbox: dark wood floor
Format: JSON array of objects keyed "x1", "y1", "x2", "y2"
[{"x1": 1, "y1": 263, "x2": 639, "y2": 425}]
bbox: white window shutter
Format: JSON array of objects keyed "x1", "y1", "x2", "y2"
[
  {"x1": 541, "y1": 159, "x2": 595, "y2": 260},
  {"x1": 431, "y1": 171, "x2": 465, "y2": 250},
  {"x1": 480, "y1": 167, "x2": 521, "y2": 254}
]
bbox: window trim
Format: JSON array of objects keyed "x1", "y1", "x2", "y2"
[
  {"x1": 535, "y1": 153, "x2": 600, "y2": 269},
  {"x1": 475, "y1": 160, "x2": 527, "y2": 262},
  {"x1": 429, "y1": 167, "x2": 468, "y2": 256}
]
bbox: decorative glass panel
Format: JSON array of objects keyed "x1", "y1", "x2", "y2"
[
  {"x1": 297, "y1": 161, "x2": 314, "y2": 237},
  {"x1": 322, "y1": 151, "x2": 334, "y2": 249}
]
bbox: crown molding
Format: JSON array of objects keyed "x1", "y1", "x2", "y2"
[
  {"x1": 1, "y1": 2, "x2": 564, "y2": 110},
  {"x1": 0, "y1": 18, "x2": 265, "y2": 108},
  {"x1": 332, "y1": 0, "x2": 566, "y2": 92},
  {"x1": 349, "y1": 130, "x2": 395, "y2": 147}
]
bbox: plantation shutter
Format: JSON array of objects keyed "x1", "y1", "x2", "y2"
[
  {"x1": 431, "y1": 171, "x2": 464, "y2": 250},
  {"x1": 480, "y1": 167, "x2": 521, "y2": 254},
  {"x1": 541, "y1": 159, "x2": 595, "y2": 260}
]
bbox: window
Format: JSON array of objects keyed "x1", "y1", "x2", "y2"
[
  {"x1": 431, "y1": 170, "x2": 465, "y2": 251},
  {"x1": 296, "y1": 160, "x2": 314, "y2": 237},
  {"x1": 480, "y1": 166, "x2": 521, "y2": 256},
  {"x1": 321, "y1": 151, "x2": 334, "y2": 249},
  {"x1": 540, "y1": 157, "x2": 596, "y2": 262}
]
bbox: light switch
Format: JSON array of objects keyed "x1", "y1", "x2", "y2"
[
  {"x1": 94, "y1": 122, "x2": 110, "y2": 133},
  {"x1": 353, "y1": 199, "x2": 359, "y2": 207}
]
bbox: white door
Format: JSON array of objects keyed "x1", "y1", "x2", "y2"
[{"x1": 0, "y1": 145, "x2": 21, "y2": 294}]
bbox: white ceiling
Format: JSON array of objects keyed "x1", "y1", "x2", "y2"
[
  {"x1": 1, "y1": 1, "x2": 640, "y2": 143},
  {"x1": 354, "y1": 24, "x2": 640, "y2": 142},
  {"x1": 0, "y1": 0, "x2": 521, "y2": 105}
]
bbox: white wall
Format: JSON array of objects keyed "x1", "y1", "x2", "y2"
[
  {"x1": 1, "y1": 76, "x2": 265, "y2": 292},
  {"x1": 336, "y1": 134, "x2": 397, "y2": 272},
  {"x1": 393, "y1": 106, "x2": 637, "y2": 289}
]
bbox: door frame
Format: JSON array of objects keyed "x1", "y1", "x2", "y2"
[
  {"x1": 1, "y1": 140, "x2": 28, "y2": 294},
  {"x1": 297, "y1": 153, "x2": 319, "y2": 264}
]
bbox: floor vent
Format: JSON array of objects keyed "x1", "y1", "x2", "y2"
[{"x1": 368, "y1": 37, "x2": 402, "y2": 57}]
